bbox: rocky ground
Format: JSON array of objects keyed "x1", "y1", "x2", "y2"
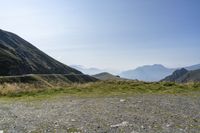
[{"x1": 0, "y1": 94, "x2": 199, "y2": 133}]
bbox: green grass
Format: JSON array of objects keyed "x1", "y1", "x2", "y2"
[
  {"x1": 67, "y1": 127, "x2": 81, "y2": 133},
  {"x1": 0, "y1": 81, "x2": 200, "y2": 100}
]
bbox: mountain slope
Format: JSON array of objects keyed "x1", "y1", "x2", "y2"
[
  {"x1": 0, "y1": 29, "x2": 81, "y2": 76},
  {"x1": 162, "y1": 68, "x2": 200, "y2": 83},
  {"x1": 178, "y1": 69, "x2": 200, "y2": 82},
  {"x1": 93, "y1": 72, "x2": 123, "y2": 80},
  {"x1": 161, "y1": 68, "x2": 188, "y2": 82},
  {"x1": 120, "y1": 64, "x2": 175, "y2": 81},
  {"x1": 0, "y1": 74, "x2": 97, "y2": 85}
]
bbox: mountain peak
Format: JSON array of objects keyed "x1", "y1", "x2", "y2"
[{"x1": 153, "y1": 64, "x2": 165, "y2": 67}]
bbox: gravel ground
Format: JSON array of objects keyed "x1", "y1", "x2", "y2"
[{"x1": 0, "y1": 94, "x2": 199, "y2": 133}]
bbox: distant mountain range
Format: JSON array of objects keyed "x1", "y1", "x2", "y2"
[
  {"x1": 71, "y1": 64, "x2": 200, "y2": 82},
  {"x1": 120, "y1": 64, "x2": 200, "y2": 82},
  {"x1": 120, "y1": 64, "x2": 175, "y2": 82},
  {"x1": 162, "y1": 68, "x2": 200, "y2": 83}
]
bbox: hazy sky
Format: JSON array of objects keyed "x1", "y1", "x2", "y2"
[{"x1": 1, "y1": 0, "x2": 200, "y2": 70}]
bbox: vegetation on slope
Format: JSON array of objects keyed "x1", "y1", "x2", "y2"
[
  {"x1": 162, "y1": 68, "x2": 200, "y2": 83},
  {"x1": 0, "y1": 80, "x2": 199, "y2": 98},
  {"x1": 161, "y1": 68, "x2": 188, "y2": 82}
]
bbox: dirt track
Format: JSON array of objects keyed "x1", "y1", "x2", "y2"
[{"x1": 0, "y1": 94, "x2": 199, "y2": 133}]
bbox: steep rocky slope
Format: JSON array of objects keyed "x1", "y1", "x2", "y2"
[{"x1": 0, "y1": 29, "x2": 81, "y2": 76}]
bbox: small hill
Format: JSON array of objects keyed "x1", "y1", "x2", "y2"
[
  {"x1": 120, "y1": 64, "x2": 175, "y2": 81},
  {"x1": 93, "y1": 72, "x2": 123, "y2": 80},
  {"x1": 0, "y1": 29, "x2": 81, "y2": 76},
  {"x1": 162, "y1": 68, "x2": 200, "y2": 83}
]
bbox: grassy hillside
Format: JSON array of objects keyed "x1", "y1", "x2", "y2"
[
  {"x1": 0, "y1": 74, "x2": 97, "y2": 97},
  {"x1": 0, "y1": 74, "x2": 97, "y2": 84}
]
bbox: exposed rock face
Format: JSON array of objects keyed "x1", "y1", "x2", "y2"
[{"x1": 0, "y1": 29, "x2": 82, "y2": 76}]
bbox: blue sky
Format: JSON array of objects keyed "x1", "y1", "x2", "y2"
[{"x1": 1, "y1": 0, "x2": 200, "y2": 70}]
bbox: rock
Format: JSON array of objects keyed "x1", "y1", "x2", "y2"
[
  {"x1": 120, "y1": 99, "x2": 126, "y2": 102},
  {"x1": 179, "y1": 128, "x2": 184, "y2": 131},
  {"x1": 166, "y1": 124, "x2": 171, "y2": 127},
  {"x1": 71, "y1": 119, "x2": 76, "y2": 122},
  {"x1": 110, "y1": 121, "x2": 129, "y2": 128}
]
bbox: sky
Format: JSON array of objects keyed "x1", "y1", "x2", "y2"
[{"x1": 0, "y1": 0, "x2": 200, "y2": 71}]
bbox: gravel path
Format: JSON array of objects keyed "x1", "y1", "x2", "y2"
[{"x1": 0, "y1": 94, "x2": 199, "y2": 133}]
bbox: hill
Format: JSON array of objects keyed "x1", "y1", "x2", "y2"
[
  {"x1": 162, "y1": 68, "x2": 200, "y2": 83},
  {"x1": 0, "y1": 29, "x2": 81, "y2": 76},
  {"x1": 93, "y1": 72, "x2": 123, "y2": 80},
  {"x1": 120, "y1": 64, "x2": 175, "y2": 82}
]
